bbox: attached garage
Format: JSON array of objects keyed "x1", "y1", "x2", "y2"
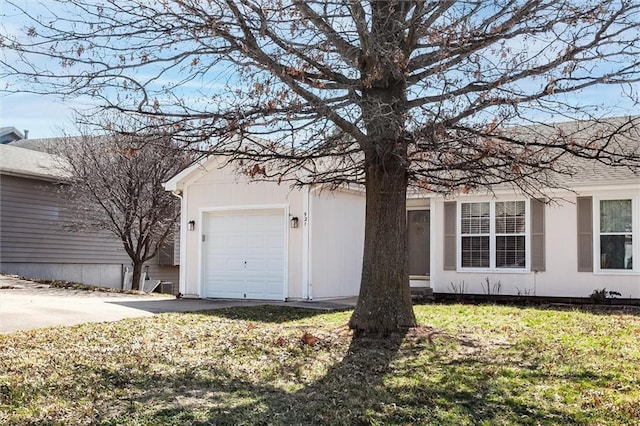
[
  {"x1": 201, "y1": 208, "x2": 287, "y2": 300},
  {"x1": 164, "y1": 155, "x2": 366, "y2": 301}
]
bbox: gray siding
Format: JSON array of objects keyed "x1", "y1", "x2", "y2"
[
  {"x1": 443, "y1": 201, "x2": 457, "y2": 270},
  {"x1": 147, "y1": 264, "x2": 179, "y2": 286},
  {"x1": 157, "y1": 224, "x2": 180, "y2": 266},
  {"x1": 173, "y1": 223, "x2": 181, "y2": 265},
  {"x1": 1, "y1": 174, "x2": 179, "y2": 288},
  {"x1": 0, "y1": 175, "x2": 130, "y2": 263}
]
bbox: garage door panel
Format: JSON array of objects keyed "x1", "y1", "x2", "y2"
[
  {"x1": 202, "y1": 209, "x2": 285, "y2": 300},
  {"x1": 226, "y1": 236, "x2": 247, "y2": 249},
  {"x1": 246, "y1": 239, "x2": 266, "y2": 249},
  {"x1": 244, "y1": 259, "x2": 265, "y2": 271}
]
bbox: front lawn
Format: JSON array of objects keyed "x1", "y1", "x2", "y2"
[{"x1": 1, "y1": 304, "x2": 638, "y2": 425}]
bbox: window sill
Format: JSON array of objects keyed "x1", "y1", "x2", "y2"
[
  {"x1": 457, "y1": 268, "x2": 530, "y2": 274},
  {"x1": 594, "y1": 270, "x2": 639, "y2": 276}
]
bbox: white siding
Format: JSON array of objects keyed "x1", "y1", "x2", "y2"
[
  {"x1": 309, "y1": 190, "x2": 365, "y2": 299},
  {"x1": 180, "y1": 160, "x2": 304, "y2": 298},
  {"x1": 431, "y1": 190, "x2": 640, "y2": 299}
]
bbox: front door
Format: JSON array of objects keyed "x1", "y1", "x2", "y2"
[{"x1": 408, "y1": 210, "x2": 430, "y2": 276}]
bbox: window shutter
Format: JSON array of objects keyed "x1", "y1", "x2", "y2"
[
  {"x1": 530, "y1": 199, "x2": 545, "y2": 272},
  {"x1": 577, "y1": 196, "x2": 593, "y2": 272},
  {"x1": 443, "y1": 201, "x2": 457, "y2": 270}
]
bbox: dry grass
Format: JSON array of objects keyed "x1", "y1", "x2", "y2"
[{"x1": 1, "y1": 304, "x2": 639, "y2": 425}]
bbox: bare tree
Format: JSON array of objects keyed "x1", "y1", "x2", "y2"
[
  {"x1": 2, "y1": 1, "x2": 640, "y2": 332},
  {"x1": 53, "y1": 125, "x2": 191, "y2": 290}
]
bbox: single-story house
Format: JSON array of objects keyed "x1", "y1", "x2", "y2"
[
  {"x1": 0, "y1": 141, "x2": 179, "y2": 289},
  {"x1": 165, "y1": 118, "x2": 640, "y2": 301}
]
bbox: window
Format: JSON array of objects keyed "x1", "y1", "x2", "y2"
[
  {"x1": 460, "y1": 200, "x2": 527, "y2": 270},
  {"x1": 461, "y1": 202, "x2": 490, "y2": 267},
  {"x1": 599, "y1": 199, "x2": 633, "y2": 270},
  {"x1": 496, "y1": 201, "x2": 526, "y2": 268}
]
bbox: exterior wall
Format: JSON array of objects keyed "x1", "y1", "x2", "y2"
[
  {"x1": 180, "y1": 161, "x2": 304, "y2": 298},
  {"x1": 309, "y1": 189, "x2": 365, "y2": 299},
  {"x1": 0, "y1": 174, "x2": 179, "y2": 289},
  {"x1": 0, "y1": 175, "x2": 129, "y2": 264},
  {"x1": 431, "y1": 188, "x2": 640, "y2": 299},
  {"x1": 0, "y1": 262, "x2": 123, "y2": 288},
  {"x1": 147, "y1": 264, "x2": 180, "y2": 287}
]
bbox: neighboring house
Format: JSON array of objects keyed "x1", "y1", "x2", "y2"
[
  {"x1": 0, "y1": 142, "x2": 179, "y2": 289},
  {"x1": 0, "y1": 127, "x2": 25, "y2": 144},
  {"x1": 166, "y1": 117, "x2": 639, "y2": 301}
]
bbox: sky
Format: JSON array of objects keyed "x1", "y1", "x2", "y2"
[
  {"x1": 1, "y1": 1, "x2": 639, "y2": 140},
  {"x1": 1, "y1": 93, "x2": 81, "y2": 139},
  {"x1": 2, "y1": 80, "x2": 637, "y2": 141}
]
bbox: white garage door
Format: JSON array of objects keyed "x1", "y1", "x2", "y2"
[{"x1": 202, "y1": 209, "x2": 286, "y2": 300}]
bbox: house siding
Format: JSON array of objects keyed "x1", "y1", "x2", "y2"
[
  {"x1": 0, "y1": 175, "x2": 129, "y2": 264},
  {"x1": 0, "y1": 174, "x2": 179, "y2": 289},
  {"x1": 181, "y1": 160, "x2": 305, "y2": 298},
  {"x1": 431, "y1": 190, "x2": 640, "y2": 299},
  {"x1": 309, "y1": 189, "x2": 365, "y2": 299}
]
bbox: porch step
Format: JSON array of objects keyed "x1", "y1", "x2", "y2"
[{"x1": 411, "y1": 286, "x2": 434, "y2": 300}]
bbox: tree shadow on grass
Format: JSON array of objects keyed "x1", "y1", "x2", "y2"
[
  {"x1": 94, "y1": 327, "x2": 587, "y2": 425},
  {"x1": 195, "y1": 305, "x2": 338, "y2": 324},
  {"x1": 98, "y1": 331, "x2": 407, "y2": 425}
]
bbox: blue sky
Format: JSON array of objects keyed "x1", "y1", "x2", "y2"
[
  {"x1": 1, "y1": 93, "x2": 85, "y2": 139},
  {"x1": 2, "y1": 84, "x2": 636, "y2": 140},
  {"x1": 1, "y1": 1, "x2": 638, "y2": 139}
]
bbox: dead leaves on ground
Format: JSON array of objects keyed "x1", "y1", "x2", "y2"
[{"x1": 273, "y1": 330, "x2": 323, "y2": 348}]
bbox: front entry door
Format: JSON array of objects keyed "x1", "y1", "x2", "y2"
[{"x1": 408, "y1": 210, "x2": 430, "y2": 276}]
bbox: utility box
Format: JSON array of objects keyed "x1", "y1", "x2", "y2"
[{"x1": 160, "y1": 281, "x2": 178, "y2": 295}]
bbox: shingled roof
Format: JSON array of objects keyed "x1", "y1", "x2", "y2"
[
  {"x1": 515, "y1": 115, "x2": 640, "y2": 188},
  {"x1": 0, "y1": 144, "x2": 69, "y2": 181}
]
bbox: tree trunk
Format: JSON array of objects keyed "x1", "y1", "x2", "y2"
[
  {"x1": 131, "y1": 261, "x2": 143, "y2": 291},
  {"x1": 349, "y1": 153, "x2": 417, "y2": 333}
]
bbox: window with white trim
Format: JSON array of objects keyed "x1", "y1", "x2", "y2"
[
  {"x1": 460, "y1": 200, "x2": 527, "y2": 270},
  {"x1": 599, "y1": 199, "x2": 633, "y2": 270},
  {"x1": 461, "y1": 202, "x2": 490, "y2": 268}
]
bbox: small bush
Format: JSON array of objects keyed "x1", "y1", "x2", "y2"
[{"x1": 589, "y1": 288, "x2": 622, "y2": 304}]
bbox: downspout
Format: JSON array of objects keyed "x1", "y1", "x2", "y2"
[{"x1": 302, "y1": 186, "x2": 311, "y2": 300}]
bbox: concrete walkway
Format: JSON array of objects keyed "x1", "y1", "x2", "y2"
[{"x1": 0, "y1": 275, "x2": 356, "y2": 333}]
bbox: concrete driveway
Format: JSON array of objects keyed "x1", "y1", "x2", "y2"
[{"x1": 0, "y1": 275, "x2": 356, "y2": 333}]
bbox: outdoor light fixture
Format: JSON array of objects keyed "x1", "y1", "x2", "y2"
[
  {"x1": 290, "y1": 216, "x2": 299, "y2": 229},
  {"x1": 188, "y1": 220, "x2": 195, "y2": 231}
]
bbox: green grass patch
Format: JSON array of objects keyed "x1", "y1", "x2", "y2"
[{"x1": 1, "y1": 304, "x2": 639, "y2": 425}]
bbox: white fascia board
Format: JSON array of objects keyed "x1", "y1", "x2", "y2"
[{"x1": 163, "y1": 156, "x2": 218, "y2": 192}]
